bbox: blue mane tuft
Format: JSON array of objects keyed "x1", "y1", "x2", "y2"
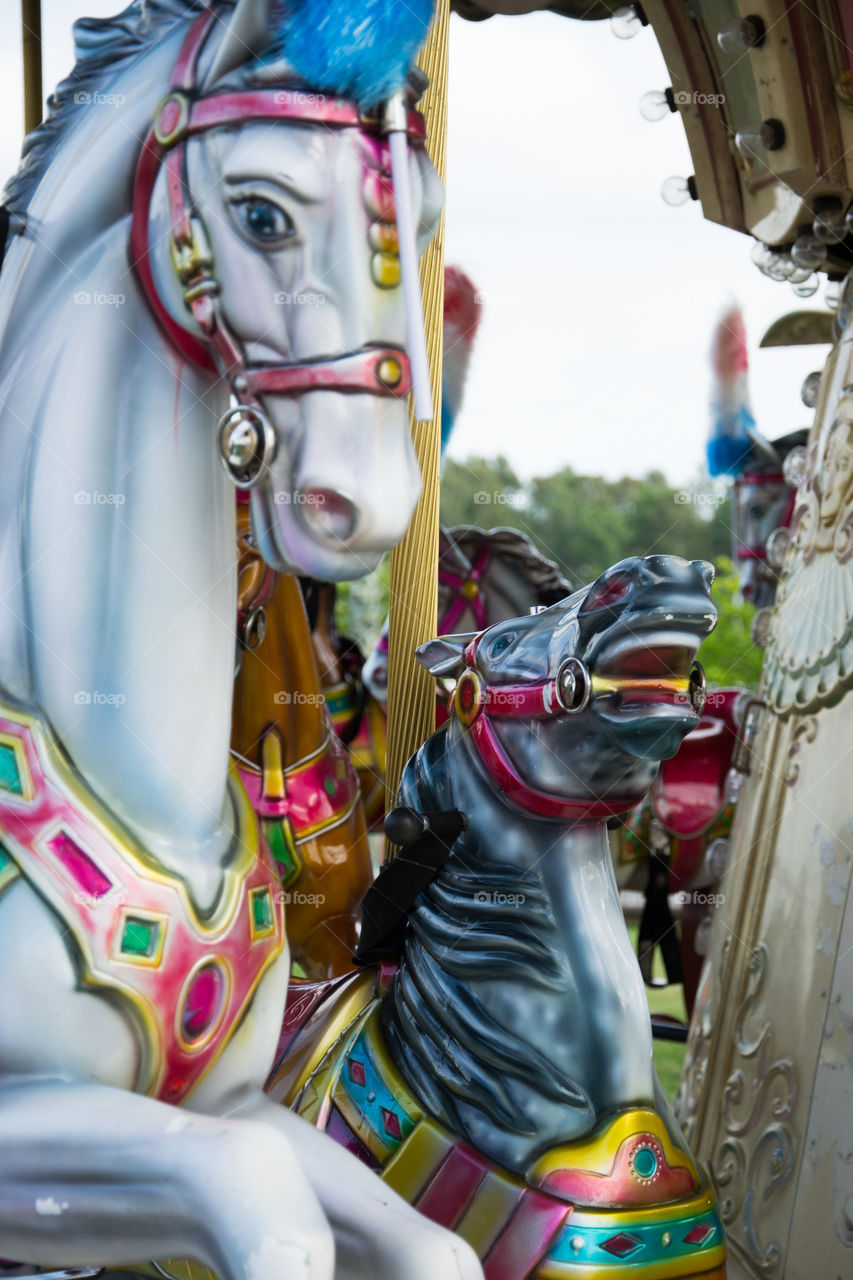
[{"x1": 276, "y1": 0, "x2": 434, "y2": 108}]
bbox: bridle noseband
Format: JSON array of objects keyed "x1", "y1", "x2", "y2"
[
  {"x1": 450, "y1": 630, "x2": 706, "y2": 822},
  {"x1": 130, "y1": 10, "x2": 423, "y2": 487}
]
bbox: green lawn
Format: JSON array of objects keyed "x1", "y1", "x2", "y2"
[{"x1": 626, "y1": 922, "x2": 688, "y2": 1101}]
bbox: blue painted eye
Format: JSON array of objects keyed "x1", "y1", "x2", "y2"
[
  {"x1": 490, "y1": 634, "x2": 512, "y2": 657},
  {"x1": 235, "y1": 198, "x2": 295, "y2": 245}
]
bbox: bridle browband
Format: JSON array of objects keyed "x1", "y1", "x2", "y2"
[
  {"x1": 450, "y1": 629, "x2": 705, "y2": 822},
  {"x1": 130, "y1": 9, "x2": 423, "y2": 484}
]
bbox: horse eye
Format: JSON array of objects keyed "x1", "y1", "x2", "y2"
[
  {"x1": 748, "y1": 503, "x2": 765, "y2": 519},
  {"x1": 235, "y1": 198, "x2": 296, "y2": 245},
  {"x1": 490, "y1": 634, "x2": 512, "y2": 657}
]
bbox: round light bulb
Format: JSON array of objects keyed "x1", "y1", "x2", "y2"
[
  {"x1": 640, "y1": 89, "x2": 671, "y2": 122},
  {"x1": 725, "y1": 768, "x2": 743, "y2": 804},
  {"x1": 661, "y1": 175, "x2": 692, "y2": 206},
  {"x1": 750, "y1": 608, "x2": 774, "y2": 647},
  {"x1": 826, "y1": 280, "x2": 842, "y2": 311},
  {"x1": 792, "y1": 275, "x2": 820, "y2": 298},
  {"x1": 705, "y1": 837, "x2": 730, "y2": 881},
  {"x1": 716, "y1": 15, "x2": 765, "y2": 54},
  {"x1": 791, "y1": 234, "x2": 827, "y2": 270},
  {"x1": 766, "y1": 526, "x2": 791, "y2": 570},
  {"x1": 782, "y1": 445, "x2": 808, "y2": 488},
  {"x1": 801, "y1": 371, "x2": 821, "y2": 408},
  {"x1": 611, "y1": 5, "x2": 643, "y2": 38},
  {"x1": 813, "y1": 200, "x2": 847, "y2": 244}
]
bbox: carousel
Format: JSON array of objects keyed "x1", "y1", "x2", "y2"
[{"x1": 0, "y1": 1, "x2": 849, "y2": 1278}]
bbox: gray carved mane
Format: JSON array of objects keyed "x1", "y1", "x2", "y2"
[{"x1": 4, "y1": 1, "x2": 208, "y2": 216}]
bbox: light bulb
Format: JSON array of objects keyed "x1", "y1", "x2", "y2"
[
  {"x1": 783, "y1": 445, "x2": 808, "y2": 487},
  {"x1": 640, "y1": 89, "x2": 672, "y2": 121},
  {"x1": 611, "y1": 5, "x2": 643, "y2": 38},
  {"x1": 792, "y1": 275, "x2": 819, "y2": 298},
  {"x1": 716, "y1": 15, "x2": 766, "y2": 54},
  {"x1": 705, "y1": 838, "x2": 730, "y2": 881},
  {"x1": 826, "y1": 280, "x2": 842, "y2": 311},
  {"x1": 813, "y1": 199, "x2": 847, "y2": 244},
  {"x1": 750, "y1": 608, "x2": 774, "y2": 647},
  {"x1": 791, "y1": 234, "x2": 827, "y2": 270},
  {"x1": 801, "y1": 371, "x2": 821, "y2": 408},
  {"x1": 661, "y1": 175, "x2": 693, "y2": 206},
  {"x1": 766, "y1": 526, "x2": 791, "y2": 569}
]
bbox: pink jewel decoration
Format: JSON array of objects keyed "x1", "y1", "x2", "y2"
[
  {"x1": 47, "y1": 828, "x2": 113, "y2": 899},
  {"x1": 181, "y1": 963, "x2": 226, "y2": 1042},
  {"x1": 347, "y1": 1058, "x2": 367, "y2": 1086},
  {"x1": 683, "y1": 1223, "x2": 714, "y2": 1246}
]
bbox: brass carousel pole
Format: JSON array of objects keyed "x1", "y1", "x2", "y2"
[
  {"x1": 21, "y1": 0, "x2": 43, "y2": 134},
  {"x1": 384, "y1": 0, "x2": 450, "y2": 837}
]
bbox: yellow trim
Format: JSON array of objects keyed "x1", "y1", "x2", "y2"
[
  {"x1": 454, "y1": 1164, "x2": 524, "y2": 1257},
  {"x1": 174, "y1": 956, "x2": 233, "y2": 1054},
  {"x1": 590, "y1": 676, "x2": 689, "y2": 697},
  {"x1": 0, "y1": 729, "x2": 34, "y2": 805},
  {"x1": 261, "y1": 729, "x2": 285, "y2": 801},
  {"x1": 293, "y1": 792, "x2": 361, "y2": 844},
  {"x1": 527, "y1": 1111, "x2": 698, "y2": 1186},
  {"x1": 382, "y1": 1116, "x2": 453, "y2": 1200},
  {"x1": 111, "y1": 906, "x2": 170, "y2": 969},
  {"x1": 566, "y1": 1189, "x2": 719, "y2": 1231},
  {"x1": 283, "y1": 732, "x2": 332, "y2": 779}
]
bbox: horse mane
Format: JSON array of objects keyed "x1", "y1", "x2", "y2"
[
  {"x1": 442, "y1": 525, "x2": 571, "y2": 605},
  {"x1": 382, "y1": 737, "x2": 589, "y2": 1142},
  {"x1": 3, "y1": 0, "x2": 210, "y2": 218}
]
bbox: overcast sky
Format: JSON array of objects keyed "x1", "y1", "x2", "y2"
[{"x1": 0, "y1": 3, "x2": 825, "y2": 485}]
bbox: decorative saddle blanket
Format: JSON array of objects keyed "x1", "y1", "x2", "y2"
[
  {"x1": 0, "y1": 698, "x2": 284, "y2": 1104},
  {"x1": 269, "y1": 968, "x2": 726, "y2": 1280}
]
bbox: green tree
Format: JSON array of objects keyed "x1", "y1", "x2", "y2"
[{"x1": 699, "y1": 556, "x2": 763, "y2": 691}]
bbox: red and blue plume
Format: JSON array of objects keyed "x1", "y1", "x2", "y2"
[
  {"x1": 707, "y1": 303, "x2": 755, "y2": 477},
  {"x1": 441, "y1": 266, "x2": 482, "y2": 461},
  {"x1": 277, "y1": 0, "x2": 435, "y2": 108}
]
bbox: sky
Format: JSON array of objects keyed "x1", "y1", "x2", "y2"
[{"x1": 0, "y1": 2, "x2": 825, "y2": 486}]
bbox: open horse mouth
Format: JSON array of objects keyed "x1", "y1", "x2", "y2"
[{"x1": 589, "y1": 631, "x2": 706, "y2": 720}]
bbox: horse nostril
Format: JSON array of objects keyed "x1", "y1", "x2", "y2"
[
  {"x1": 693, "y1": 559, "x2": 715, "y2": 592},
  {"x1": 297, "y1": 488, "x2": 359, "y2": 545}
]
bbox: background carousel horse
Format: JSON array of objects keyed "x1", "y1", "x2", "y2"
[
  {"x1": 0, "y1": 2, "x2": 482, "y2": 1277},
  {"x1": 612, "y1": 308, "x2": 806, "y2": 1017},
  {"x1": 231, "y1": 503, "x2": 372, "y2": 980},
  {"x1": 270, "y1": 555, "x2": 728, "y2": 1280}
]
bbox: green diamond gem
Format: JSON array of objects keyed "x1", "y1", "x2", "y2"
[
  {"x1": 324, "y1": 777, "x2": 337, "y2": 798},
  {"x1": 121, "y1": 916, "x2": 160, "y2": 958},
  {"x1": 252, "y1": 888, "x2": 273, "y2": 932},
  {"x1": 266, "y1": 819, "x2": 300, "y2": 887},
  {"x1": 0, "y1": 743, "x2": 23, "y2": 796}
]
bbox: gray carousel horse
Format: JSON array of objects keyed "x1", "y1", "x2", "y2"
[{"x1": 272, "y1": 556, "x2": 728, "y2": 1278}]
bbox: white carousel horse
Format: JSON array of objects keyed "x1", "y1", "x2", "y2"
[{"x1": 0, "y1": 2, "x2": 480, "y2": 1278}]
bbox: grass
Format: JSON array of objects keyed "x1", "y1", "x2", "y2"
[{"x1": 627, "y1": 922, "x2": 688, "y2": 1101}]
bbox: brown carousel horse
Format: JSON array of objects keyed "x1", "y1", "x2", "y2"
[{"x1": 232, "y1": 500, "x2": 372, "y2": 979}]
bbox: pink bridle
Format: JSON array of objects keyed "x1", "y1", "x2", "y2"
[
  {"x1": 130, "y1": 10, "x2": 422, "y2": 424},
  {"x1": 451, "y1": 634, "x2": 636, "y2": 822},
  {"x1": 437, "y1": 544, "x2": 491, "y2": 632}
]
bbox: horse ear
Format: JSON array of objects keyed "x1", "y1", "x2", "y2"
[
  {"x1": 204, "y1": 0, "x2": 271, "y2": 86},
  {"x1": 416, "y1": 634, "x2": 477, "y2": 679}
]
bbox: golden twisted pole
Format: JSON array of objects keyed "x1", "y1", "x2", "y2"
[
  {"x1": 21, "y1": 0, "x2": 43, "y2": 135},
  {"x1": 384, "y1": 0, "x2": 450, "y2": 833}
]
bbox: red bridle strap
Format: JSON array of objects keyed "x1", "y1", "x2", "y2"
[{"x1": 467, "y1": 713, "x2": 636, "y2": 822}]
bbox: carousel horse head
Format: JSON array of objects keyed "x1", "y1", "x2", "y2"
[
  {"x1": 419, "y1": 554, "x2": 716, "y2": 817},
  {"x1": 732, "y1": 430, "x2": 808, "y2": 608},
  {"x1": 1, "y1": 0, "x2": 443, "y2": 582}
]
